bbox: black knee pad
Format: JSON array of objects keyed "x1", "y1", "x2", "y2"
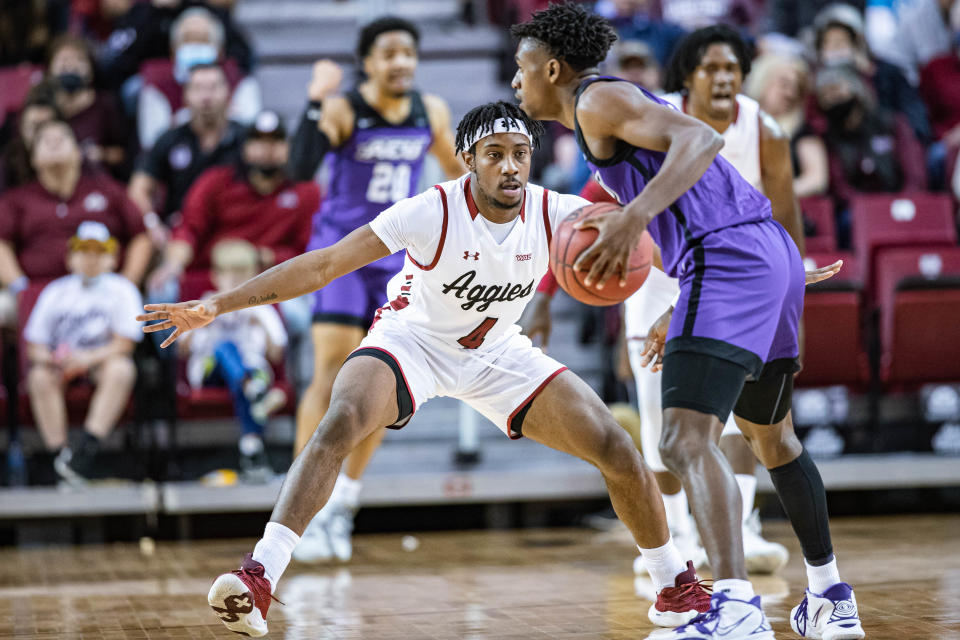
[
  {"x1": 733, "y1": 359, "x2": 795, "y2": 425},
  {"x1": 661, "y1": 351, "x2": 748, "y2": 423}
]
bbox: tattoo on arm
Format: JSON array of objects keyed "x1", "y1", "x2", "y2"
[{"x1": 248, "y1": 292, "x2": 279, "y2": 305}]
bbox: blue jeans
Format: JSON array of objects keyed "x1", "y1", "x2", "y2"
[{"x1": 206, "y1": 341, "x2": 263, "y2": 436}]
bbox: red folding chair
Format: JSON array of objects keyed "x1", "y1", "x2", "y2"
[
  {"x1": 875, "y1": 246, "x2": 960, "y2": 385},
  {"x1": 849, "y1": 192, "x2": 957, "y2": 297},
  {"x1": 800, "y1": 196, "x2": 837, "y2": 254},
  {"x1": 796, "y1": 253, "x2": 869, "y2": 387}
]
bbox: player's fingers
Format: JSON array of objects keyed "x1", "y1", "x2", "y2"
[
  {"x1": 142, "y1": 320, "x2": 174, "y2": 333},
  {"x1": 142, "y1": 303, "x2": 173, "y2": 312},
  {"x1": 583, "y1": 254, "x2": 610, "y2": 287},
  {"x1": 572, "y1": 213, "x2": 605, "y2": 231},
  {"x1": 136, "y1": 311, "x2": 168, "y2": 322},
  {"x1": 805, "y1": 260, "x2": 844, "y2": 285},
  {"x1": 160, "y1": 327, "x2": 181, "y2": 349}
]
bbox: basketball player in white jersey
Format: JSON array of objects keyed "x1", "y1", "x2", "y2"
[
  {"x1": 631, "y1": 25, "x2": 807, "y2": 575},
  {"x1": 140, "y1": 102, "x2": 713, "y2": 638}
]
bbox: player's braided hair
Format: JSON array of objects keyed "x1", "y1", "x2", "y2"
[
  {"x1": 663, "y1": 25, "x2": 753, "y2": 94},
  {"x1": 454, "y1": 101, "x2": 545, "y2": 153},
  {"x1": 509, "y1": 2, "x2": 618, "y2": 72},
  {"x1": 356, "y1": 16, "x2": 420, "y2": 60}
]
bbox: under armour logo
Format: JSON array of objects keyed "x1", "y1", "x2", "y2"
[{"x1": 463, "y1": 251, "x2": 479, "y2": 260}]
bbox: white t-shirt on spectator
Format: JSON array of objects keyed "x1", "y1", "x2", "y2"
[
  {"x1": 25, "y1": 273, "x2": 144, "y2": 350},
  {"x1": 185, "y1": 301, "x2": 287, "y2": 388}
]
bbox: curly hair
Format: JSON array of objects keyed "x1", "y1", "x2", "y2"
[
  {"x1": 455, "y1": 101, "x2": 545, "y2": 153},
  {"x1": 356, "y1": 16, "x2": 420, "y2": 60},
  {"x1": 509, "y1": 3, "x2": 618, "y2": 72},
  {"x1": 663, "y1": 25, "x2": 753, "y2": 94}
]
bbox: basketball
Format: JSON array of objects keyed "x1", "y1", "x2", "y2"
[{"x1": 549, "y1": 202, "x2": 654, "y2": 306}]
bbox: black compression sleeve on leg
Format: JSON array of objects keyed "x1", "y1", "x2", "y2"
[{"x1": 768, "y1": 448, "x2": 834, "y2": 565}]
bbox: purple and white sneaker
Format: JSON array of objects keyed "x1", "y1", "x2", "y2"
[
  {"x1": 648, "y1": 591, "x2": 775, "y2": 639},
  {"x1": 790, "y1": 582, "x2": 865, "y2": 640}
]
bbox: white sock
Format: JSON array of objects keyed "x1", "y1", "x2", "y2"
[
  {"x1": 662, "y1": 490, "x2": 693, "y2": 536},
  {"x1": 252, "y1": 521, "x2": 300, "y2": 592},
  {"x1": 714, "y1": 578, "x2": 756, "y2": 602},
  {"x1": 638, "y1": 538, "x2": 688, "y2": 592},
  {"x1": 805, "y1": 556, "x2": 841, "y2": 595},
  {"x1": 735, "y1": 474, "x2": 757, "y2": 524},
  {"x1": 330, "y1": 473, "x2": 362, "y2": 508}
]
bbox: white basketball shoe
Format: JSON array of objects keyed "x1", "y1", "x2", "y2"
[
  {"x1": 790, "y1": 582, "x2": 865, "y2": 640},
  {"x1": 291, "y1": 499, "x2": 356, "y2": 564},
  {"x1": 649, "y1": 591, "x2": 775, "y2": 639},
  {"x1": 743, "y1": 509, "x2": 789, "y2": 575}
]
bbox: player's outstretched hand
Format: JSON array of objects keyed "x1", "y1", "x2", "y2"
[
  {"x1": 573, "y1": 207, "x2": 640, "y2": 289},
  {"x1": 640, "y1": 306, "x2": 672, "y2": 373},
  {"x1": 805, "y1": 260, "x2": 843, "y2": 285},
  {"x1": 137, "y1": 300, "x2": 218, "y2": 348},
  {"x1": 520, "y1": 291, "x2": 553, "y2": 351}
]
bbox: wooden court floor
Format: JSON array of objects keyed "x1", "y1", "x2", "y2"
[{"x1": 0, "y1": 514, "x2": 957, "y2": 639}]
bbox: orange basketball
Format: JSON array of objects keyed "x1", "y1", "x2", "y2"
[{"x1": 549, "y1": 202, "x2": 654, "y2": 306}]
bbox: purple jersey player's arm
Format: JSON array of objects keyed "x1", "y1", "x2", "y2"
[
  {"x1": 137, "y1": 226, "x2": 390, "y2": 348},
  {"x1": 571, "y1": 82, "x2": 725, "y2": 288},
  {"x1": 423, "y1": 94, "x2": 467, "y2": 178},
  {"x1": 759, "y1": 111, "x2": 805, "y2": 256}
]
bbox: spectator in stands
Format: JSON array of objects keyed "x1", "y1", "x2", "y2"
[
  {"x1": 180, "y1": 239, "x2": 287, "y2": 483},
  {"x1": 0, "y1": 87, "x2": 62, "y2": 193},
  {"x1": 745, "y1": 53, "x2": 829, "y2": 198},
  {"x1": 593, "y1": 0, "x2": 687, "y2": 67},
  {"x1": 24, "y1": 221, "x2": 142, "y2": 486},
  {"x1": 98, "y1": 0, "x2": 255, "y2": 90},
  {"x1": 815, "y1": 65, "x2": 927, "y2": 242},
  {"x1": 148, "y1": 111, "x2": 317, "y2": 294},
  {"x1": 609, "y1": 39, "x2": 664, "y2": 92},
  {"x1": 0, "y1": 120, "x2": 151, "y2": 295},
  {"x1": 865, "y1": 0, "x2": 956, "y2": 85},
  {"x1": 919, "y1": 33, "x2": 960, "y2": 186},
  {"x1": 137, "y1": 5, "x2": 261, "y2": 150},
  {"x1": 46, "y1": 35, "x2": 130, "y2": 178},
  {"x1": 811, "y1": 3, "x2": 932, "y2": 144},
  {"x1": 128, "y1": 63, "x2": 244, "y2": 247}
]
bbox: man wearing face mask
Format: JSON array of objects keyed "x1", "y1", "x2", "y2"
[
  {"x1": 45, "y1": 35, "x2": 130, "y2": 178},
  {"x1": 816, "y1": 65, "x2": 927, "y2": 244},
  {"x1": 148, "y1": 111, "x2": 318, "y2": 296},
  {"x1": 136, "y1": 5, "x2": 261, "y2": 150}
]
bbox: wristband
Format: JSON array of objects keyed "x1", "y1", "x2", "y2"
[
  {"x1": 306, "y1": 100, "x2": 323, "y2": 122},
  {"x1": 144, "y1": 211, "x2": 161, "y2": 229},
  {"x1": 9, "y1": 275, "x2": 29, "y2": 295}
]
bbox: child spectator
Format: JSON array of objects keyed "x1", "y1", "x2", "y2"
[
  {"x1": 180, "y1": 239, "x2": 287, "y2": 483},
  {"x1": 24, "y1": 221, "x2": 142, "y2": 486}
]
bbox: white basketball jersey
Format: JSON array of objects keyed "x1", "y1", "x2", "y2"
[
  {"x1": 369, "y1": 175, "x2": 588, "y2": 350},
  {"x1": 661, "y1": 92, "x2": 763, "y2": 191}
]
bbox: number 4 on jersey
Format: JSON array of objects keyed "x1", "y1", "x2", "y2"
[{"x1": 458, "y1": 317, "x2": 498, "y2": 349}]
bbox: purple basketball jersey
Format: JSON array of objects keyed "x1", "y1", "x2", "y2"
[
  {"x1": 573, "y1": 76, "x2": 773, "y2": 278},
  {"x1": 315, "y1": 89, "x2": 433, "y2": 234}
]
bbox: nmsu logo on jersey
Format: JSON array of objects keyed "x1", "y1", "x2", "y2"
[
  {"x1": 441, "y1": 270, "x2": 534, "y2": 312},
  {"x1": 355, "y1": 137, "x2": 430, "y2": 162}
]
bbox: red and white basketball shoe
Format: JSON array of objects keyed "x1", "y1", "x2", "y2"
[
  {"x1": 208, "y1": 553, "x2": 277, "y2": 637},
  {"x1": 648, "y1": 561, "x2": 714, "y2": 627}
]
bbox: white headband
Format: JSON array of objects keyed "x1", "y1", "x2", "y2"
[{"x1": 466, "y1": 118, "x2": 532, "y2": 151}]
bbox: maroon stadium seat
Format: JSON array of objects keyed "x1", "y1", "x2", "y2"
[
  {"x1": 800, "y1": 196, "x2": 836, "y2": 253},
  {"x1": 850, "y1": 192, "x2": 957, "y2": 296},
  {"x1": 796, "y1": 252, "x2": 869, "y2": 387},
  {"x1": 875, "y1": 246, "x2": 960, "y2": 384},
  {"x1": 0, "y1": 64, "x2": 43, "y2": 127}
]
